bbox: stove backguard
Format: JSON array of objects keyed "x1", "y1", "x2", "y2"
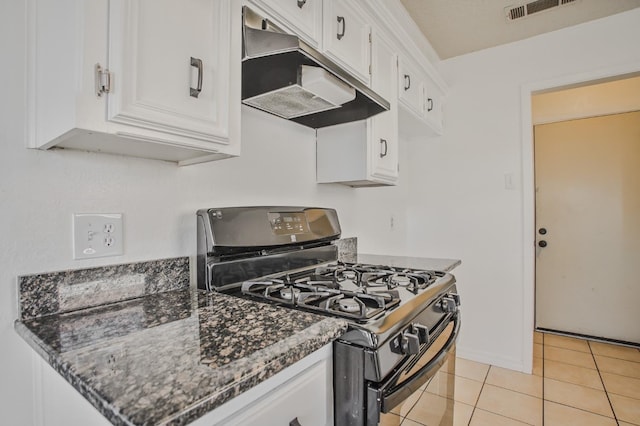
[{"x1": 196, "y1": 207, "x2": 341, "y2": 292}]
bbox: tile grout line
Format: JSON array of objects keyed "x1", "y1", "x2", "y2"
[
  {"x1": 398, "y1": 385, "x2": 423, "y2": 426},
  {"x1": 588, "y1": 340, "x2": 620, "y2": 426},
  {"x1": 465, "y1": 363, "x2": 492, "y2": 426},
  {"x1": 543, "y1": 335, "x2": 635, "y2": 423}
]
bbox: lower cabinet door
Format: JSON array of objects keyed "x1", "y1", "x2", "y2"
[{"x1": 220, "y1": 357, "x2": 332, "y2": 426}]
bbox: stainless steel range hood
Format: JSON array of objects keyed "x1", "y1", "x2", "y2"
[{"x1": 242, "y1": 7, "x2": 390, "y2": 129}]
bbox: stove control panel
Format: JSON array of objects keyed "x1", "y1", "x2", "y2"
[{"x1": 268, "y1": 212, "x2": 310, "y2": 235}]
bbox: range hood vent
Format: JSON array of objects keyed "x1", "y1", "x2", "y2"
[
  {"x1": 242, "y1": 7, "x2": 390, "y2": 128},
  {"x1": 506, "y1": 0, "x2": 577, "y2": 21}
]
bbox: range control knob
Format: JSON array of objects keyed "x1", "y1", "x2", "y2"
[
  {"x1": 449, "y1": 293, "x2": 461, "y2": 306},
  {"x1": 413, "y1": 324, "x2": 430, "y2": 345},
  {"x1": 438, "y1": 296, "x2": 458, "y2": 313},
  {"x1": 401, "y1": 330, "x2": 420, "y2": 355}
]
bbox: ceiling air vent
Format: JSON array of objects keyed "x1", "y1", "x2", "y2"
[
  {"x1": 508, "y1": 5, "x2": 526, "y2": 20},
  {"x1": 506, "y1": 0, "x2": 578, "y2": 21}
]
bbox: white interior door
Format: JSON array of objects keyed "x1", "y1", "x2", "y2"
[{"x1": 535, "y1": 111, "x2": 640, "y2": 344}]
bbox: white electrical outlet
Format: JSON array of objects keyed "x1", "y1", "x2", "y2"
[{"x1": 73, "y1": 213, "x2": 124, "y2": 259}]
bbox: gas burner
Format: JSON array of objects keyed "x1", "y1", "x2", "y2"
[
  {"x1": 338, "y1": 298, "x2": 361, "y2": 313},
  {"x1": 333, "y1": 266, "x2": 362, "y2": 284},
  {"x1": 389, "y1": 274, "x2": 412, "y2": 287},
  {"x1": 280, "y1": 287, "x2": 301, "y2": 301},
  {"x1": 342, "y1": 270, "x2": 356, "y2": 280}
]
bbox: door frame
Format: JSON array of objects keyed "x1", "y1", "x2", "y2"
[{"x1": 519, "y1": 61, "x2": 640, "y2": 373}]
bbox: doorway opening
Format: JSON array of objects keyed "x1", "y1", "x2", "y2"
[
  {"x1": 533, "y1": 109, "x2": 640, "y2": 345},
  {"x1": 520, "y1": 67, "x2": 640, "y2": 373}
]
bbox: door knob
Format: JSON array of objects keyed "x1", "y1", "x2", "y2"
[
  {"x1": 538, "y1": 228, "x2": 547, "y2": 235},
  {"x1": 538, "y1": 240, "x2": 547, "y2": 248}
]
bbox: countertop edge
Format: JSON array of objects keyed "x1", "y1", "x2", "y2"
[
  {"x1": 15, "y1": 320, "x2": 132, "y2": 426},
  {"x1": 15, "y1": 310, "x2": 348, "y2": 426}
]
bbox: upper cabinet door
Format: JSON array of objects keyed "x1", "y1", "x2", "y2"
[
  {"x1": 369, "y1": 31, "x2": 398, "y2": 183},
  {"x1": 398, "y1": 56, "x2": 424, "y2": 118},
  {"x1": 107, "y1": 0, "x2": 231, "y2": 145},
  {"x1": 250, "y1": 0, "x2": 323, "y2": 48},
  {"x1": 423, "y1": 73, "x2": 444, "y2": 135},
  {"x1": 322, "y1": 0, "x2": 371, "y2": 85}
]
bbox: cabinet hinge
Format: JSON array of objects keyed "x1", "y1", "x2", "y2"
[
  {"x1": 95, "y1": 63, "x2": 113, "y2": 97},
  {"x1": 369, "y1": 32, "x2": 372, "y2": 43}
]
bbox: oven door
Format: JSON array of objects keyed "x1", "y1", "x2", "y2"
[{"x1": 368, "y1": 313, "x2": 460, "y2": 426}]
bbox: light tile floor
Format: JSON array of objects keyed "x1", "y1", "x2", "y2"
[{"x1": 397, "y1": 332, "x2": 640, "y2": 425}]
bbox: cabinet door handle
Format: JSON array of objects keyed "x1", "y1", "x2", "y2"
[
  {"x1": 337, "y1": 16, "x2": 345, "y2": 40},
  {"x1": 404, "y1": 74, "x2": 411, "y2": 91},
  {"x1": 297, "y1": 0, "x2": 306, "y2": 8},
  {"x1": 427, "y1": 98, "x2": 433, "y2": 112},
  {"x1": 190, "y1": 57, "x2": 203, "y2": 98},
  {"x1": 380, "y1": 138, "x2": 388, "y2": 158}
]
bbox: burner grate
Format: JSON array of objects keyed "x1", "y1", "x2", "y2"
[{"x1": 240, "y1": 261, "x2": 444, "y2": 321}]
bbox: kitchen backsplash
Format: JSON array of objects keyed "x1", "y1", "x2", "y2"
[
  {"x1": 18, "y1": 257, "x2": 190, "y2": 320},
  {"x1": 336, "y1": 237, "x2": 357, "y2": 263},
  {"x1": 18, "y1": 239, "x2": 357, "y2": 321}
]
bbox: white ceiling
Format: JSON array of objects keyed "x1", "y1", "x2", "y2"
[{"x1": 400, "y1": 0, "x2": 640, "y2": 59}]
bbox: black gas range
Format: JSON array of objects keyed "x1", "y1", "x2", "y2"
[{"x1": 196, "y1": 206, "x2": 461, "y2": 426}]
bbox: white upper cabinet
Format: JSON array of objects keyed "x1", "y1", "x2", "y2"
[
  {"x1": 107, "y1": 0, "x2": 231, "y2": 145},
  {"x1": 397, "y1": 53, "x2": 445, "y2": 137},
  {"x1": 27, "y1": 0, "x2": 241, "y2": 166},
  {"x1": 422, "y1": 72, "x2": 444, "y2": 134},
  {"x1": 322, "y1": 0, "x2": 371, "y2": 85},
  {"x1": 248, "y1": 0, "x2": 372, "y2": 86},
  {"x1": 368, "y1": 30, "x2": 399, "y2": 184},
  {"x1": 316, "y1": 29, "x2": 398, "y2": 187},
  {"x1": 398, "y1": 56, "x2": 424, "y2": 118},
  {"x1": 248, "y1": 0, "x2": 323, "y2": 48}
]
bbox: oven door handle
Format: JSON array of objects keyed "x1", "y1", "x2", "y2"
[{"x1": 376, "y1": 312, "x2": 461, "y2": 413}]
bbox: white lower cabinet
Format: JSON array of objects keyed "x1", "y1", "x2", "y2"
[
  {"x1": 194, "y1": 344, "x2": 334, "y2": 426},
  {"x1": 27, "y1": 0, "x2": 241, "y2": 165},
  {"x1": 35, "y1": 356, "x2": 114, "y2": 426},
  {"x1": 34, "y1": 345, "x2": 333, "y2": 426}
]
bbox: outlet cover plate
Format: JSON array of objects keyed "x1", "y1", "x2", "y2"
[{"x1": 73, "y1": 213, "x2": 123, "y2": 259}]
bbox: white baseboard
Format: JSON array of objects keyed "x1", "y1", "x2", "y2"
[{"x1": 456, "y1": 346, "x2": 525, "y2": 373}]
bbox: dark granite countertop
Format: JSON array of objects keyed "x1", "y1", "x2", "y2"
[
  {"x1": 15, "y1": 287, "x2": 347, "y2": 425},
  {"x1": 13, "y1": 251, "x2": 455, "y2": 425}
]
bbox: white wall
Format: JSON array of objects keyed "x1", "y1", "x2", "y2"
[
  {"x1": 0, "y1": 2, "x2": 412, "y2": 423},
  {"x1": 407, "y1": 9, "x2": 640, "y2": 370}
]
